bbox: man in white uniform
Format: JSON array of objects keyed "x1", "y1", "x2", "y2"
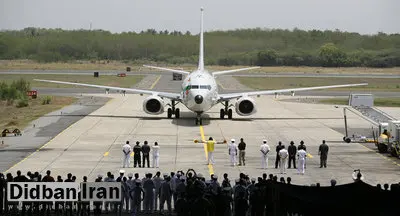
[
  {"x1": 297, "y1": 148, "x2": 307, "y2": 175},
  {"x1": 122, "y1": 141, "x2": 132, "y2": 168},
  {"x1": 278, "y1": 146, "x2": 288, "y2": 174},
  {"x1": 228, "y1": 139, "x2": 238, "y2": 166},
  {"x1": 260, "y1": 140, "x2": 270, "y2": 169},
  {"x1": 152, "y1": 142, "x2": 160, "y2": 168}
]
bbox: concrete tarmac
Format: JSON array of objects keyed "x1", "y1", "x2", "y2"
[{"x1": 4, "y1": 93, "x2": 400, "y2": 186}]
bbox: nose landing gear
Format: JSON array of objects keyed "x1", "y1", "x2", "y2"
[
  {"x1": 167, "y1": 100, "x2": 180, "y2": 119},
  {"x1": 195, "y1": 112, "x2": 203, "y2": 125},
  {"x1": 219, "y1": 101, "x2": 233, "y2": 119}
]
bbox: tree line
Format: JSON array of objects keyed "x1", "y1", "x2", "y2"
[
  {"x1": 0, "y1": 79, "x2": 31, "y2": 107},
  {"x1": 0, "y1": 27, "x2": 399, "y2": 67}
]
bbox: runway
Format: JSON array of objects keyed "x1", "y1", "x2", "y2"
[
  {"x1": 2, "y1": 71, "x2": 400, "y2": 186},
  {"x1": 3, "y1": 93, "x2": 400, "y2": 186}
]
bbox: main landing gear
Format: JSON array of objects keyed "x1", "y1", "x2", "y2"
[
  {"x1": 220, "y1": 101, "x2": 233, "y2": 119},
  {"x1": 167, "y1": 100, "x2": 180, "y2": 119}
]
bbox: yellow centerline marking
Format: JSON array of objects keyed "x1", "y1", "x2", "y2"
[
  {"x1": 150, "y1": 75, "x2": 161, "y2": 89},
  {"x1": 199, "y1": 126, "x2": 214, "y2": 175},
  {"x1": 104, "y1": 152, "x2": 109, "y2": 156}
]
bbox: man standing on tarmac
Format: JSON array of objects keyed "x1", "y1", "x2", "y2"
[
  {"x1": 122, "y1": 141, "x2": 132, "y2": 168},
  {"x1": 200, "y1": 137, "x2": 226, "y2": 165},
  {"x1": 133, "y1": 141, "x2": 142, "y2": 168},
  {"x1": 228, "y1": 139, "x2": 238, "y2": 166},
  {"x1": 297, "y1": 148, "x2": 307, "y2": 174},
  {"x1": 260, "y1": 140, "x2": 270, "y2": 169},
  {"x1": 298, "y1": 140, "x2": 307, "y2": 168},
  {"x1": 142, "y1": 141, "x2": 151, "y2": 168},
  {"x1": 238, "y1": 138, "x2": 246, "y2": 166},
  {"x1": 275, "y1": 141, "x2": 284, "y2": 169},
  {"x1": 152, "y1": 142, "x2": 160, "y2": 168},
  {"x1": 288, "y1": 141, "x2": 297, "y2": 169},
  {"x1": 319, "y1": 140, "x2": 329, "y2": 168},
  {"x1": 278, "y1": 146, "x2": 289, "y2": 174}
]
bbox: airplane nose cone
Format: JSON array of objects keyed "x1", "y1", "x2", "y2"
[{"x1": 194, "y1": 95, "x2": 203, "y2": 104}]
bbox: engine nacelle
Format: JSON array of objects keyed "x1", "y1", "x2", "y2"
[
  {"x1": 143, "y1": 95, "x2": 164, "y2": 115},
  {"x1": 235, "y1": 97, "x2": 257, "y2": 116}
]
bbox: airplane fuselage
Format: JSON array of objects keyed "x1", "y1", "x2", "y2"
[{"x1": 180, "y1": 70, "x2": 219, "y2": 114}]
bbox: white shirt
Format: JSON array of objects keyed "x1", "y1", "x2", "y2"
[
  {"x1": 123, "y1": 144, "x2": 132, "y2": 155},
  {"x1": 152, "y1": 145, "x2": 160, "y2": 156},
  {"x1": 260, "y1": 144, "x2": 270, "y2": 155},
  {"x1": 279, "y1": 149, "x2": 289, "y2": 159},
  {"x1": 297, "y1": 149, "x2": 307, "y2": 160},
  {"x1": 228, "y1": 143, "x2": 238, "y2": 155}
]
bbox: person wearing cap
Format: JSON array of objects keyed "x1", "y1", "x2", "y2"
[
  {"x1": 152, "y1": 172, "x2": 162, "y2": 211},
  {"x1": 143, "y1": 173, "x2": 155, "y2": 213},
  {"x1": 298, "y1": 141, "x2": 307, "y2": 168},
  {"x1": 260, "y1": 140, "x2": 270, "y2": 169},
  {"x1": 116, "y1": 170, "x2": 125, "y2": 182},
  {"x1": 122, "y1": 141, "x2": 132, "y2": 168},
  {"x1": 238, "y1": 138, "x2": 246, "y2": 166},
  {"x1": 159, "y1": 175, "x2": 172, "y2": 215},
  {"x1": 288, "y1": 141, "x2": 297, "y2": 169},
  {"x1": 297, "y1": 147, "x2": 307, "y2": 175},
  {"x1": 142, "y1": 141, "x2": 151, "y2": 168},
  {"x1": 201, "y1": 137, "x2": 225, "y2": 165},
  {"x1": 318, "y1": 140, "x2": 329, "y2": 168},
  {"x1": 133, "y1": 141, "x2": 142, "y2": 168},
  {"x1": 130, "y1": 179, "x2": 145, "y2": 215},
  {"x1": 275, "y1": 141, "x2": 284, "y2": 169},
  {"x1": 278, "y1": 145, "x2": 289, "y2": 174},
  {"x1": 152, "y1": 142, "x2": 160, "y2": 168},
  {"x1": 228, "y1": 139, "x2": 238, "y2": 166}
]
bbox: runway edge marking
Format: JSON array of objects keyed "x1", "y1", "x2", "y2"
[
  {"x1": 199, "y1": 125, "x2": 214, "y2": 175},
  {"x1": 4, "y1": 97, "x2": 116, "y2": 173}
]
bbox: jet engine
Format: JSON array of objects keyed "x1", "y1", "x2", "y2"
[
  {"x1": 143, "y1": 96, "x2": 164, "y2": 115},
  {"x1": 235, "y1": 97, "x2": 257, "y2": 116}
]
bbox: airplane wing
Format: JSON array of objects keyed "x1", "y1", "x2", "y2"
[
  {"x1": 143, "y1": 65, "x2": 190, "y2": 75},
  {"x1": 34, "y1": 79, "x2": 181, "y2": 100},
  {"x1": 212, "y1": 66, "x2": 260, "y2": 77},
  {"x1": 218, "y1": 83, "x2": 368, "y2": 100}
]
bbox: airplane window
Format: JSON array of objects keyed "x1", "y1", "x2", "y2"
[
  {"x1": 200, "y1": 85, "x2": 211, "y2": 90},
  {"x1": 191, "y1": 85, "x2": 199, "y2": 89}
]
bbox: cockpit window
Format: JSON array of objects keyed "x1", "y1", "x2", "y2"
[
  {"x1": 191, "y1": 85, "x2": 199, "y2": 89},
  {"x1": 200, "y1": 85, "x2": 211, "y2": 90}
]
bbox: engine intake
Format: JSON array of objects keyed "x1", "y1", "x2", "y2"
[
  {"x1": 235, "y1": 97, "x2": 256, "y2": 116},
  {"x1": 143, "y1": 96, "x2": 164, "y2": 115}
]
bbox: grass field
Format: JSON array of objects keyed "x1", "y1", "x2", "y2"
[
  {"x1": 319, "y1": 97, "x2": 400, "y2": 107},
  {"x1": 0, "y1": 96, "x2": 77, "y2": 129},
  {"x1": 235, "y1": 77, "x2": 400, "y2": 92},
  {"x1": 1, "y1": 60, "x2": 399, "y2": 74},
  {"x1": 0, "y1": 74, "x2": 144, "y2": 88}
]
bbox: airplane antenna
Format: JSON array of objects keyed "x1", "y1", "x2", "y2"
[{"x1": 198, "y1": 7, "x2": 205, "y2": 71}]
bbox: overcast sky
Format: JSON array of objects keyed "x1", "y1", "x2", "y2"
[{"x1": 1, "y1": 0, "x2": 398, "y2": 35}]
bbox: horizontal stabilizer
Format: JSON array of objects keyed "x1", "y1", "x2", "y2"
[
  {"x1": 212, "y1": 66, "x2": 260, "y2": 76},
  {"x1": 143, "y1": 65, "x2": 190, "y2": 75}
]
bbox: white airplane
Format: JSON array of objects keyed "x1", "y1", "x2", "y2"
[{"x1": 35, "y1": 8, "x2": 367, "y2": 125}]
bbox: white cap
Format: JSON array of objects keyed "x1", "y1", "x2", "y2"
[
  {"x1": 119, "y1": 170, "x2": 125, "y2": 173},
  {"x1": 235, "y1": 179, "x2": 240, "y2": 183},
  {"x1": 263, "y1": 139, "x2": 267, "y2": 143},
  {"x1": 97, "y1": 174, "x2": 103, "y2": 178},
  {"x1": 128, "y1": 173, "x2": 133, "y2": 178},
  {"x1": 197, "y1": 173, "x2": 204, "y2": 178},
  {"x1": 231, "y1": 139, "x2": 235, "y2": 142}
]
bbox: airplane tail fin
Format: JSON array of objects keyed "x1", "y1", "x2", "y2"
[{"x1": 198, "y1": 7, "x2": 205, "y2": 71}]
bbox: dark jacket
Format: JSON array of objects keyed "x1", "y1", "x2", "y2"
[
  {"x1": 238, "y1": 142, "x2": 246, "y2": 151},
  {"x1": 298, "y1": 144, "x2": 306, "y2": 151},
  {"x1": 319, "y1": 143, "x2": 329, "y2": 157},
  {"x1": 142, "y1": 145, "x2": 150, "y2": 156},
  {"x1": 276, "y1": 145, "x2": 283, "y2": 154},
  {"x1": 288, "y1": 145, "x2": 297, "y2": 157},
  {"x1": 133, "y1": 145, "x2": 142, "y2": 156}
]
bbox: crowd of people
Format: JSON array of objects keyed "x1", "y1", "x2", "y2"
[
  {"x1": 1, "y1": 168, "x2": 400, "y2": 216},
  {"x1": 122, "y1": 137, "x2": 330, "y2": 176}
]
